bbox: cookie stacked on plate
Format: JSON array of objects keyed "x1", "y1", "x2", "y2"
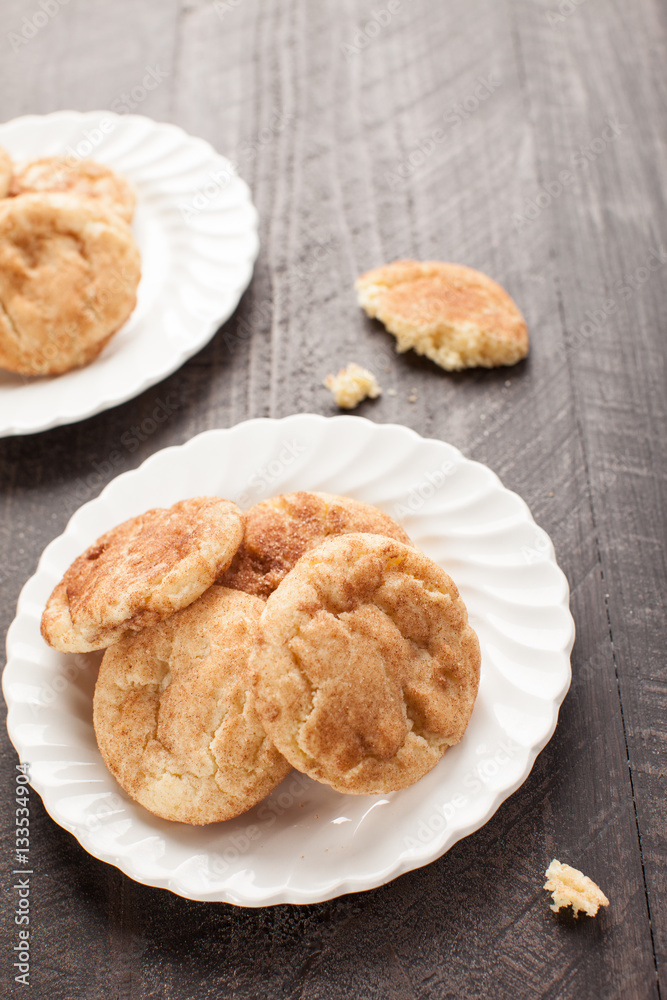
[
  {"x1": 0, "y1": 148, "x2": 140, "y2": 375},
  {"x1": 41, "y1": 491, "x2": 481, "y2": 825}
]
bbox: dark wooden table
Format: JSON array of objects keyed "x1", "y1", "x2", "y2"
[{"x1": 1, "y1": 1, "x2": 665, "y2": 997}]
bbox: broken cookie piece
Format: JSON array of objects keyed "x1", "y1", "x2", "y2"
[
  {"x1": 356, "y1": 259, "x2": 529, "y2": 371},
  {"x1": 544, "y1": 859, "x2": 610, "y2": 917},
  {"x1": 324, "y1": 361, "x2": 382, "y2": 409}
]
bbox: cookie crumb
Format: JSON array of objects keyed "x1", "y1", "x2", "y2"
[
  {"x1": 544, "y1": 859, "x2": 609, "y2": 917},
  {"x1": 324, "y1": 362, "x2": 382, "y2": 409}
]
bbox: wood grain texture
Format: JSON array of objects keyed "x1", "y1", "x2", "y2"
[{"x1": 0, "y1": 0, "x2": 664, "y2": 997}]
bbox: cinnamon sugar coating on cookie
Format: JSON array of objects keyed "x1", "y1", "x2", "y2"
[
  {"x1": 252, "y1": 532, "x2": 481, "y2": 794},
  {"x1": 94, "y1": 586, "x2": 290, "y2": 824},
  {"x1": 0, "y1": 147, "x2": 12, "y2": 198},
  {"x1": 0, "y1": 192, "x2": 140, "y2": 375},
  {"x1": 9, "y1": 157, "x2": 135, "y2": 223},
  {"x1": 220, "y1": 491, "x2": 412, "y2": 600},
  {"x1": 356, "y1": 259, "x2": 528, "y2": 370},
  {"x1": 41, "y1": 496, "x2": 243, "y2": 652}
]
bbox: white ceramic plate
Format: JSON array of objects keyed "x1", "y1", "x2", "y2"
[
  {"x1": 3, "y1": 415, "x2": 574, "y2": 905},
  {"x1": 0, "y1": 110, "x2": 258, "y2": 436}
]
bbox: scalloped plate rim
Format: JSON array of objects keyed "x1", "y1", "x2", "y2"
[
  {"x1": 0, "y1": 110, "x2": 259, "y2": 437},
  {"x1": 3, "y1": 414, "x2": 575, "y2": 905}
]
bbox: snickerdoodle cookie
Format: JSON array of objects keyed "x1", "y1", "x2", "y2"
[
  {"x1": 0, "y1": 192, "x2": 140, "y2": 375},
  {"x1": 41, "y1": 497, "x2": 243, "y2": 653},
  {"x1": 252, "y1": 532, "x2": 481, "y2": 794},
  {"x1": 220, "y1": 491, "x2": 412, "y2": 600},
  {"x1": 0, "y1": 147, "x2": 11, "y2": 198},
  {"x1": 356, "y1": 259, "x2": 529, "y2": 370},
  {"x1": 94, "y1": 586, "x2": 291, "y2": 824},
  {"x1": 9, "y1": 157, "x2": 136, "y2": 223}
]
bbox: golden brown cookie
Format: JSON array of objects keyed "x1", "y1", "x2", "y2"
[
  {"x1": 0, "y1": 147, "x2": 12, "y2": 198},
  {"x1": 0, "y1": 192, "x2": 141, "y2": 376},
  {"x1": 252, "y1": 532, "x2": 481, "y2": 794},
  {"x1": 9, "y1": 157, "x2": 135, "y2": 223},
  {"x1": 41, "y1": 497, "x2": 243, "y2": 653},
  {"x1": 94, "y1": 586, "x2": 291, "y2": 824},
  {"x1": 220, "y1": 491, "x2": 412, "y2": 600},
  {"x1": 356, "y1": 259, "x2": 529, "y2": 370}
]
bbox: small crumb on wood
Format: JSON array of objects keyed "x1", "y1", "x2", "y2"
[
  {"x1": 387, "y1": 388, "x2": 397, "y2": 397},
  {"x1": 324, "y1": 362, "x2": 382, "y2": 409},
  {"x1": 407, "y1": 387, "x2": 418, "y2": 403},
  {"x1": 544, "y1": 859, "x2": 609, "y2": 917}
]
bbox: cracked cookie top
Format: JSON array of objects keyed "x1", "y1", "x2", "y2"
[
  {"x1": 93, "y1": 586, "x2": 291, "y2": 824},
  {"x1": 9, "y1": 156, "x2": 136, "y2": 223},
  {"x1": 41, "y1": 497, "x2": 243, "y2": 653},
  {"x1": 0, "y1": 191, "x2": 140, "y2": 375},
  {"x1": 252, "y1": 532, "x2": 481, "y2": 794},
  {"x1": 220, "y1": 490, "x2": 412, "y2": 600}
]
